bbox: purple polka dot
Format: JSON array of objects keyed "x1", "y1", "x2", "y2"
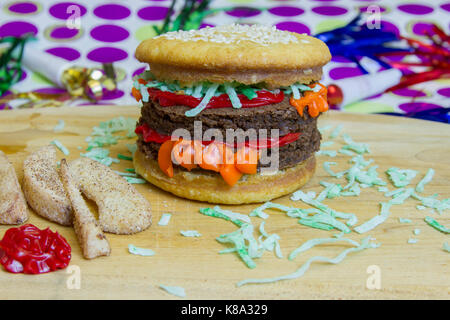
[
  {"x1": 329, "y1": 67, "x2": 364, "y2": 80},
  {"x1": 268, "y1": 6, "x2": 304, "y2": 17},
  {"x1": 312, "y1": 5, "x2": 348, "y2": 16},
  {"x1": 331, "y1": 56, "x2": 353, "y2": 63},
  {"x1": 90, "y1": 25, "x2": 129, "y2": 43},
  {"x1": 391, "y1": 88, "x2": 426, "y2": 98},
  {"x1": 398, "y1": 4, "x2": 433, "y2": 15},
  {"x1": 368, "y1": 20, "x2": 399, "y2": 36},
  {"x1": 46, "y1": 47, "x2": 81, "y2": 61},
  {"x1": 8, "y1": 2, "x2": 38, "y2": 14},
  {"x1": 137, "y1": 6, "x2": 169, "y2": 21},
  {"x1": 441, "y1": 3, "x2": 450, "y2": 12},
  {"x1": 49, "y1": 26, "x2": 80, "y2": 39},
  {"x1": 226, "y1": 7, "x2": 261, "y2": 18},
  {"x1": 101, "y1": 89, "x2": 124, "y2": 100},
  {"x1": 359, "y1": 5, "x2": 387, "y2": 13},
  {"x1": 87, "y1": 47, "x2": 128, "y2": 63},
  {"x1": 199, "y1": 23, "x2": 215, "y2": 29},
  {"x1": 399, "y1": 102, "x2": 442, "y2": 113},
  {"x1": 437, "y1": 88, "x2": 450, "y2": 98},
  {"x1": 93, "y1": 4, "x2": 131, "y2": 20},
  {"x1": 0, "y1": 21, "x2": 38, "y2": 37},
  {"x1": 411, "y1": 22, "x2": 436, "y2": 37},
  {"x1": 132, "y1": 67, "x2": 147, "y2": 78},
  {"x1": 275, "y1": 21, "x2": 310, "y2": 35},
  {"x1": 19, "y1": 69, "x2": 27, "y2": 81},
  {"x1": 49, "y1": 2, "x2": 87, "y2": 20},
  {"x1": 34, "y1": 87, "x2": 67, "y2": 95}
]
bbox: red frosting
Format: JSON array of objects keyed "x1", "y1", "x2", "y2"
[
  {"x1": 0, "y1": 224, "x2": 71, "y2": 274},
  {"x1": 135, "y1": 123, "x2": 301, "y2": 150}
]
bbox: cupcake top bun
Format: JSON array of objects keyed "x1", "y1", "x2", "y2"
[{"x1": 135, "y1": 24, "x2": 331, "y2": 87}]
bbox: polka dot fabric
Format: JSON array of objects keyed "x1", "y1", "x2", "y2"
[{"x1": 0, "y1": 0, "x2": 449, "y2": 112}]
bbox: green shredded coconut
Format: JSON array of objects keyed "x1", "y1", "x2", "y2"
[
  {"x1": 200, "y1": 206, "x2": 250, "y2": 227},
  {"x1": 114, "y1": 170, "x2": 137, "y2": 177},
  {"x1": 408, "y1": 238, "x2": 418, "y2": 244},
  {"x1": 224, "y1": 84, "x2": 242, "y2": 109},
  {"x1": 159, "y1": 284, "x2": 186, "y2": 298},
  {"x1": 118, "y1": 153, "x2": 133, "y2": 161},
  {"x1": 399, "y1": 218, "x2": 412, "y2": 223},
  {"x1": 288, "y1": 237, "x2": 360, "y2": 261},
  {"x1": 338, "y1": 149, "x2": 356, "y2": 156},
  {"x1": 128, "y1": 244, "x2": 155, "y2": 256},
  {"x1": 185, "y1": 83, "x2": 219, "y2": 117},
  {"x1": 237, "y1": 236, "x2": 377, "y2": 287},
  {"x1": 316, "y1": 150, "x2": 337, "y2": 157},
  {"x1": 124, "y1": 177, "x2": 146, "y2": 184},
  {"x1": 321, "y1": 141, "x2": 334, "y2": 148},
  {"x1": 412, "y1": 193, "x2": 449, "y2": 214},
  {"x1": 329, "y1": 125, "x2": 343, "y2": 139},
  {"x1": 126, "y1": 143, "x2": 137, "y2": 155},
  {"x1": 424, "y1": 216, "x2": 450, "y2": 234},
  {"x1": 415, "y1": 168, "x2": 435, "y2": 193},
  {"x1": 158, "y1": 213, "x2": 172, "y2": 226},
  {"x1": 50, "y1": 139, "x2": 70, "y2": 156},
  {"x1": 81, "y1": 148, "x2": 116, "y2": 166},
  {"x1": 180, "y1": 230, "x2": 202, "y2": 237},
  {"x1": 354, "y1": 202, "x2": 392, "y2": 234},
  {"x1": 53, "y1": 120, "x2": 65, "y2": 132},
  {"x1": 341, "y1": 133, "x2": 370, "y2": 155},
  {"x1": 443, "y1": 242, "x2": 450, "y2": 253},
  {"x1": 125, "y1": 168, "x2": 136, "y2": 173},
  {"x1": 386, "y1": 167, "x2": 417, "y2": 188}
]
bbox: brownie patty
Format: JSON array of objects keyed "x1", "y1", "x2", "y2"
[
  {"x1": 140, "y1": 96, "x2": 317, "y2": 137},
  {"x1": 137, "y1": 114, "x2": 321, "y2": 171}
]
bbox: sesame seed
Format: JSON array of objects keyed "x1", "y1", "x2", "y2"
[{"x1": 156, "y1": 24, "x2": 300, "y2": 46}]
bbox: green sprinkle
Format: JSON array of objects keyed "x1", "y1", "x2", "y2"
[
  {"x1": 424, "y1": 216, "x2": 450, "y2": 234},
  {"x1": 158, "y1": 213, "x2": 172, "y2": 226},
  {"x1": 413, "y1": 228, "x2": 421, "y2": 235},
  {"x1": 399, "y1": 218, "x2": 412, "y2": 224},
  {"x1": 408, "y1": 238, "x2": 418, "y2": 244},
  {"x1": 159, "y1": 284, "x2": 186, "y2": 298},
  {"x1": 128, "y1": 244, "x2": 155, "y2": 256},
  {"x1": 416, "y1": 168, "x2": 435, "y2": 193},
  {"x1": 118, "y1": 153, "x2": 133, "y2": 161},
  {"x1": 125, "y1": 168, "x2": 136, "y2": 173},
  {"x1": 180, "y1": 230, "x2": 202, "y2": 237},
  {"x1": 50, "y1": 139, "x2": 70, "y2": 155}
]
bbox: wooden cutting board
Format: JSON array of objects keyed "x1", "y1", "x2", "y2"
[{"x1": 0, "y1": 105, "x2": 448, "y2": 300}]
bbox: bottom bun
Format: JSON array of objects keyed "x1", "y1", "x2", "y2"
[{"x1": 133, "y1": 149, "x2": 316, "y2": 204}]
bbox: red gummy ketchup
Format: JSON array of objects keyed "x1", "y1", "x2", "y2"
[{"x1": 0, "y1": 224, "x2": 71, "y2": 274}]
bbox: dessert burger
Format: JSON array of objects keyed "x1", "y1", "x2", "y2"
[{"x1": 132, "y1": 24, "x2": 331, "y2": 204}]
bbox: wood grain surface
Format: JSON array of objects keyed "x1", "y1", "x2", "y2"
[{"x1": 0, "y1": 105, "x2": 448, "y2": 300}]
